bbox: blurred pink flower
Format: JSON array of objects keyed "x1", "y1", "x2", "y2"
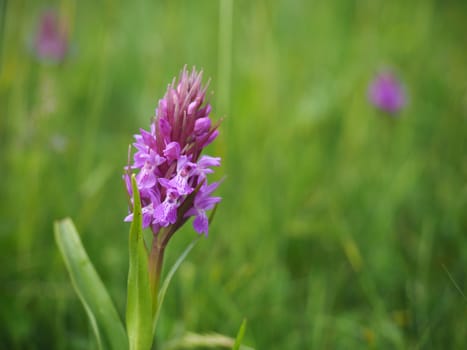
[
  {"x1": 368, "y1": 71, "x2": 407, "y2": 115},
  {"x1": 34, "y1": 10, "x2": 68, "y2": 62}
]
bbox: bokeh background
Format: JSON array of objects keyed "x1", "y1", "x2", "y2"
[{"x1": 1, "y1": 0, "x2": 466, "y2": 349}]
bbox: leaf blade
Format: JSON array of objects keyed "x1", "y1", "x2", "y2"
[
  {"x1": 54, "y1": 218, "x2": 128, "y2": 350},
  {"x1": 126, "y1": 174, "x2": 153, "y2": 350}
]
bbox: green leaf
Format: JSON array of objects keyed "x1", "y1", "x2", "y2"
[
  {"x1": 152, "y1": 237, "x2": 200, "y2": 337},
  {"x1": 54, "y1": 218, "x2": 128, "y2": 350},
  {"x1": 126, "y1": 174, "x2": 154, "y2": 350},
  {"x1": 232, "y1": 319, "x2": 247, "y2": 350},
  {"x1": 162, "y1": 331, "x2": 255, "y2": 350}
]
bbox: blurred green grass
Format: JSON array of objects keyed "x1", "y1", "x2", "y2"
[{"x1": 1, "y1": 0, "x2": 466, "y2": 349}]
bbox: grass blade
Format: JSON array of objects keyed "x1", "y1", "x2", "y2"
[
  {"x1": 152, "y1": 237, "x2": 200, "y2": 337},
  {"x1": 232, "y1": 319, "x2": 247, "y2": 350}
]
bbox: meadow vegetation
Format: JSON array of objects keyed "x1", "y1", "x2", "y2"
[{"x1": 1, "y1": 0, "x2": 466, "y2": 349}]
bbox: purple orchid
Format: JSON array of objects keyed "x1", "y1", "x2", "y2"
[
  {"x1": 368, "y1": 71, "x2": 407, "y2": 115},
  {"x1": 125, "y1": 67, "x2": 222, "y2": 237}
]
